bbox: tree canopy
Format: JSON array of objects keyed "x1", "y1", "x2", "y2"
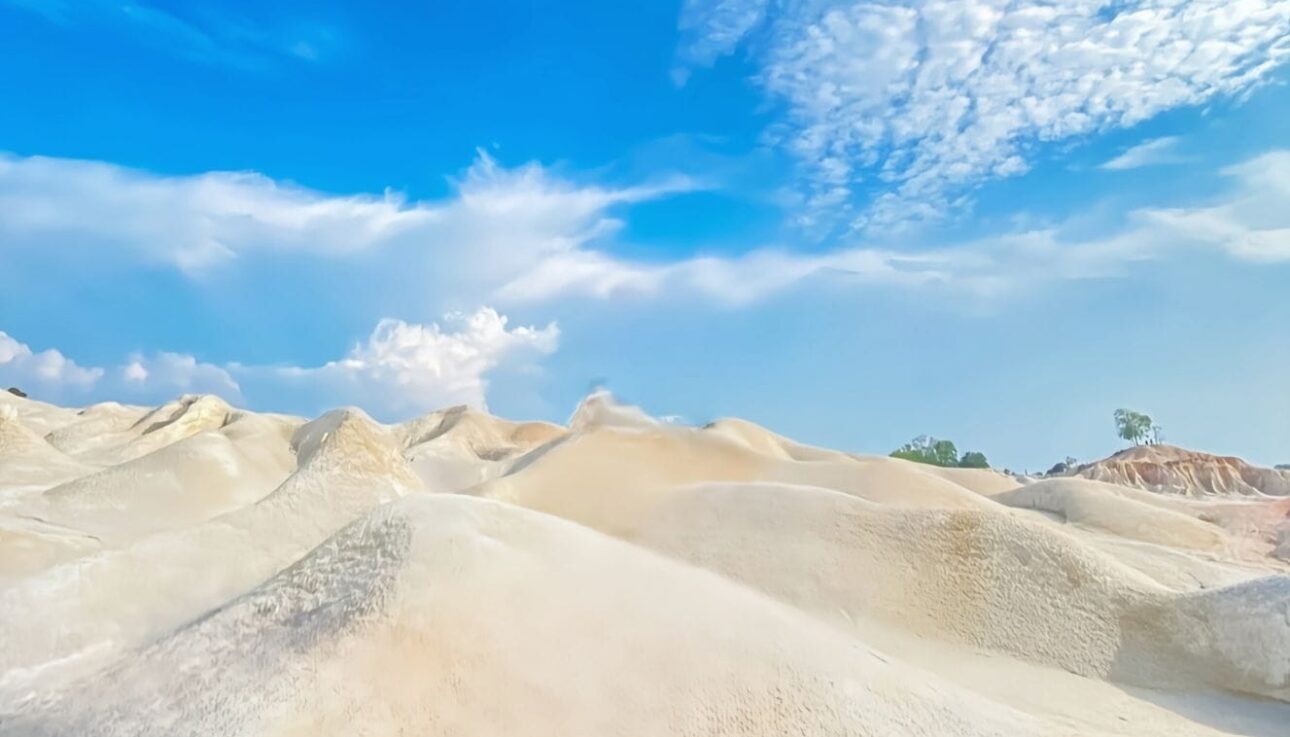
[
  {"x1": 890, "y1": 436, "x2": 990, "y2": 469},
  {"x1": 1113, "y1": 409, "x2": 1155, "y2": 446}
]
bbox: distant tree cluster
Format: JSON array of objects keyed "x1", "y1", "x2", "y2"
[{"x1": 891, "y1": 435, "x2": 990, "y2": 469}]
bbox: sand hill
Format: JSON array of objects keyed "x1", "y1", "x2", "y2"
[{"x1": 1, "y1": 390, "x2": 1288, "y2": 736}]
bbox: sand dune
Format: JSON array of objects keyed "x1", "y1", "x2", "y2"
[
  {"x1": 4, "y1": 495, "x2": 1066, "y2": 737},
  {"x1": 0, "y1": 405, "x2": 421, "y2": 691},
  {"x1": 0, "y1": 406, "x2": 96, "y2": 496},
  {"x1": 630, "y1": 481, "x2": 1289, "y2": 700},
  {"x1": 397, "y1": 404, "x2": 564, "y2": 492},
  {"x1": 1, "y1": 391, "x2": 1287, "y2": 735}
]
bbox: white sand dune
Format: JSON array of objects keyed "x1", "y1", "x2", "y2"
[
  {"x1": 630, "y1": 481, "x2": 1289, "y2": 700},
  {"x1": 0, "y1": 495, "x2": 1062, "y2": 737},
  {"x1": 0, "y1": 406, "x2": 98, "y2": 496},
  {"x1": 397, "y1": 404, "x2": 564, "y2": 492},
  {"x1": 992, "y1": 478, "x2": 1231, "y2": 552},
  {"x1": 0, "y1": 406, "x2": 421, "y2": 690},
  {"x1": 1, "y1": 391, "x2": 1287, "y2": 736}
]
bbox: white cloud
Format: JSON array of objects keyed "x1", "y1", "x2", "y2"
[
  {"x1": 1143, "y1": 150, "x2": 1290, "y2": 263},
  {"x1": 0, "y1": 308, "x2": 558, "y2": 416},
  {"x1": 244, "y1": 308, "x2": 559, "y2": 416},
  {"x1": 678, "y1": 0, "x2": 1290, "y2": 231},
  {"x1": 675, "y1": 0, "x2": 770, "y2": 81},
  {"x1": 0, "y1": 331, "x2": 104, "y2": 392},
  {"x1": 0, "y1": 153, "x2": 433, "y2": 274},
  {"x1": 121, "y1": 352, "x2": 242, "y2": 397},
  {"x1": 3, "y1": 146, "x2": 1287, "y2": 318},
  {"x1": 496, "y1": 246, "x2": 946, "y2": 305},
  {"x1": 502, "y1": 148, "x2": 1290, "y2": 303},
  {"x1": 1099, "y1": 137, "x2": 1188, "y2": 171},
  {"x1": 0, "y1": 150, "x2": 695, "y2": 294},
  {"x1": 0, "y1": 331, "x2": 240, "y2": 404}
]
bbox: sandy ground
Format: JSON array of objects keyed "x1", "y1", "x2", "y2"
[{"x1": 1, "y1": 389, "x2": 1287, "y2": 736}]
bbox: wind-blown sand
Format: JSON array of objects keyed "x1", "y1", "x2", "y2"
[{"x1": 1, "y1": 389, "x2": 1288, "y2": 736}]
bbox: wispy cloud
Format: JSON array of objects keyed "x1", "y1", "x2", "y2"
[
  {"x1": 1099, "y1": 137, "x2": 1189, "y2": 171},
  {"x1": 0, "y1": 149, "x2": 698, "y2": 301},
  {"x1": 674, "y1": 0, "x2": 769, "y2": 84},
  {"x1": 501, "y1": 149, "x2": 1290, "y2": 303},
  {"x1": 2, "y1": 0, "x2": 340, "y2": 69},
  {"x1": 3, "y1": 148, "x2": 1288, "y2": 314},
  {"x1": 677, "y1": 0, "x2": 1290, "y2": 232}
]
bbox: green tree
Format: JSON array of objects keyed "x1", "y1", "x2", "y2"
[
  {"x1": 891, "y1": 435, "x2": 959, "y2": 467},
  {"x1": 892, "y1": 436, "x2": 992, "y2": 469},
  {"x1": 1114, "y1": 409, "x2": 1154, "y2": 446}
]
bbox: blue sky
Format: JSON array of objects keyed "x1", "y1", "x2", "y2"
[{"x1": 2, "y1": 0, "x2": 1289, "y2": 470}]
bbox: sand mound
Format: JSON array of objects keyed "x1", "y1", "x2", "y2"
[
  {"x1": 994, "y1": 478, "x2": 1230, "y2": 551},
  {"x1": 396, "y1": 405, "x2": 565, "y2": 491},
  {"x1": 25, "y1": 427, "x2": 292, "y2": 544},
  {"x1": 629, "y1": 481, "x2": 1290, "y2": 701},
  {"x1": 0, "y1": 406, "x2": 96, "y2": 494},
  {"x1": 1073, "y1": 444, "x2": 1290, "y2": 497},
  {"x1": 39, "y1": 402, "x2": 153, "y2": 457},
  {"x1": 0, "y1": 392, "x2": 82, "y2": 438},
  {"x1": 1, "y1": 495, "x2": 1059, "y2": 737},
  {"x1": 479, "y1": 399, "x2": 1001, "y2": 537},
  {"x1": 0, "y1": 408, "x2": 421, "y2": 691}
]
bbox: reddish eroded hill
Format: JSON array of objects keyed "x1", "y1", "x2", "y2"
[
  {"x1": 1072, "y1": 444, "x2": 1290, "y2": 497},
  {"x1": 1065, "y1": 444, "x2": 1290, "y2": 561}
]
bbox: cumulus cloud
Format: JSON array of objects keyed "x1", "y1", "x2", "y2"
[
  {"x1": 677, "y1": 0, "x2": 1290, "y2": 230},
  {"x1": 0, "y1": 331, "x2": 239, "y2": 404},
  {"x1": 1, "y1": 308, "x2": 557, "y2": 416},
  {"x1": 1099, "y1": 137, "x2": 1188, "y2": 171},
  {"x1": 241, "y1": 308, "x2": 559, "y2": 416},
  {"x1": 0, "y1": 331, "x2": 104, "y2": 393},
  {"x1": 121, "y1": 352, "x2": 242, "y2": 398}
]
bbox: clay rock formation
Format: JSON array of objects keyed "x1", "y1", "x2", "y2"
[{"x1": 1069, "y1": 444, "x2": 1290, "y2": 497}]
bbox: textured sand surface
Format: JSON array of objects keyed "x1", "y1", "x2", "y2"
[{"x1": 1, "y1": 389, "x2": 1288, "y2": 736}]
